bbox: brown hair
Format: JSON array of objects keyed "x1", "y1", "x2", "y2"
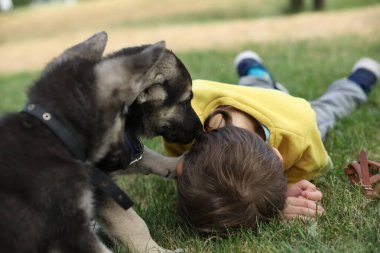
[{"x1": 177, "y1": 126, "x2": 287, "y2": 234}]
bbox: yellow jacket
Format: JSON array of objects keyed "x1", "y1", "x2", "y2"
[{"x1": 164, "y1": 80, "x2": 330, "y2": 184}]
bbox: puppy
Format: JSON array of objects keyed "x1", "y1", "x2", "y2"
[
  {"x1": 95, "y1": 39, "x2": 204, "y2": 252},
  {"x1": 0, "y1": 32, "x2": 202, "y2": 253}
]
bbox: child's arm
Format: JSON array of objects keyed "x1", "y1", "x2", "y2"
[{"x1": 281, "y1": 180, "x2": 324, "y2": 220}]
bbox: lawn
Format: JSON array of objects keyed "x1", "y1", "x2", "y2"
[{"x1": 0, "y1": 0, "x2": 380, "y2": 252}]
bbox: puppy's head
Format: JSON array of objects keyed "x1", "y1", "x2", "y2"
[
  {"x1": 30, "y1": 32, "x2": 174, "y2": 162},
  {"x1": 91, "y1": 39, "x2": 176, "y2": 161},
  {"x1": 124, "y1": 49, "x2": 203, "y2": 144}
]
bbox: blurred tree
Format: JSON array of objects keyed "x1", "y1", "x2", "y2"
[
  {"x1": 290, "y1": 0, "x2": 325, "y2": 12},
  {"x1": 13, "y1": 0, "x2": 33, "y2": 7},
  {"x1": 12, "y1": 0, "x2": 77, "y2": 8}
]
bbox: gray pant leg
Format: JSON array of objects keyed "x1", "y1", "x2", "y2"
[
  {"x1": 239, "y1": 76, "x2": 289, "y2": 93},
  {"x1": 310, "y1": 78, "x2": 367, "y2": 141}
]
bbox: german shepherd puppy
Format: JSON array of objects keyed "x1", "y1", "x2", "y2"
[{"x1": 0, "y1": 32, "x2": 202, "y2": 253}]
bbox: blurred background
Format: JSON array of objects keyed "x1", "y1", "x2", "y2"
[{"x1": 1, "y1": 0, "x2": 379, "y2": 74}]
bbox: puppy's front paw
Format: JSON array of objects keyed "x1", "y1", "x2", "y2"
[
  {"x1": 144, "y1": 155, "x2": 180, "y2": 179},
  {"x1": 162, "y1": 168, "x2": 178, "y2": 179},
  {"x1": 152, "y1": 247, "x2": 184, "y2": 253}
]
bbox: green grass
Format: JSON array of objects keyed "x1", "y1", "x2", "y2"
[
  {"x1": 1, "y1": 37, "x2": 380, "y2": 253},
  {"x1": 0, "y1": 72, "x2": 36, "y2": 113}
]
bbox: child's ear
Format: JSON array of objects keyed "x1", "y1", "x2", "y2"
[
  {"x1": 176, "y1": 158, "x2": 184, "y2": 176},
  {"x1": 272, "y1": 147, "x2": 283, "y2": 162}
]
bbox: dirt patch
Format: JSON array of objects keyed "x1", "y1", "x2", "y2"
[{"x1": 0, "y1": 5, "x2": 379, "y2": 73}]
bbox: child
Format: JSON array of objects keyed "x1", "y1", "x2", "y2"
[
  {"x1": 165, "y1": 51, "x2": 380, "y2": 233},
  {"x1": 177, "y1": 125, "x2": 287, "y2": 234}
]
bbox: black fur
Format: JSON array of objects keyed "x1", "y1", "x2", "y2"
[
  {"x1": 0, "y1": 32, "x2": 203, "y2": 252},
  {"x1": 0, "y1": 60, "x2": 104, "y2": 252}
]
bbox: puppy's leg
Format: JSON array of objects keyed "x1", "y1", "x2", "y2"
[
  {"x1": 127, "y1": 146, "x2": 180, "y2": 178},
  {"x1": 97, "y1": 198, "x2": 176, "y2": 253},
  {"x1": 94, "y1": 240, "x2": 114, "y2": 253},
  {"x1": 48, "y1": 225, "x2": 113, "y2": 253}
]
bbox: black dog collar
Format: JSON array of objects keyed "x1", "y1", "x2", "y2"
[
  {"x1": 23, "y1": 104, "x2": 86, "y2": 160},
  {"x1": 124, "y1": 132, "x2": 144, "y2": 166},
  {"x1": 22, "y1": 103, "x2": 133, "y2": 210}
]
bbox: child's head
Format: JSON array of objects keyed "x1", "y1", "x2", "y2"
[{"x1": 176, "y1": 126, "x2": 287, "y2": 234}]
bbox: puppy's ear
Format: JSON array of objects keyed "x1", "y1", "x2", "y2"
[
  {"x1": 135, "y1": 84, "x2": 167, "y2": 104},
  {"x1": 134, "y1": 41, "x2": 166, "y2": 73},
  {"x1": 94, "y1": 41, "x2": 167, "y2": 106},
  {"x1": 45, "y1": 31, "x2": 108, "y2": 71},
  {"x1": 64, "y1": 31, "x2": 108, "y2": 61}
]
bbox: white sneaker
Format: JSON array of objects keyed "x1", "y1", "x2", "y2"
[
  {"x1": 352, "y1": 57, "x2": 380, "y2": 79},
  {"x1": 233, "y1": 50, "x2": 263, "y2": 69}
]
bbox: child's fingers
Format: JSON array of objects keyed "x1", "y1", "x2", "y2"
[
  {"x1": 283, "y1": 197, "x2": 325, "y2": 220},
  {"x1": 288, "y1": 196, "x2": 323, "y2": 209},
  {"x1": 305, "y1": 200, "x2": 324, "y2": 214},
  {"x1": 297, "y1": 179, "x2": 317, "y2": 191},
  {"x1": 283, "y1": 206, "x2": 323, "y2": 220},
  {"x1": 287, "y1": 180, "x2": 317, "y2": 197},
  {"x1": 302, "y1": 190, "x2": 323, "y2": 201}
]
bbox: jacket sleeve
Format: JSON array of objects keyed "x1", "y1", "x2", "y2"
[
  {"x1": 162, "y1": 139, "x2": 192, "y2": 157},
  {"x1": 284, "y1": 125, "x2": 331, "y2": 185}
]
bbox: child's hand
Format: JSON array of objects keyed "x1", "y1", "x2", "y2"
[
  {"x1": 282, "y1": 196, "x2": 324, "y2": 220},
  {"x1": 282, "y1": 180, "x2": 324, "y2": 220},
  {"x1": 286, "y1": 179, "x2": 322, "y2": 199}
]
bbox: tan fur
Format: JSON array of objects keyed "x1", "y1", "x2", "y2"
[
  {"x1": 78, "y1": 189, "x2": 94, "y2": 220},
  {"x1": 98, "y1": 201, "x2": 175, "y2": 253},
  {"x1": 95, "y1": 58, "x2": 143, "y2": 106},
  {"x1": 136, "y1": 84, "x2": 168, "y2": 105}
]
